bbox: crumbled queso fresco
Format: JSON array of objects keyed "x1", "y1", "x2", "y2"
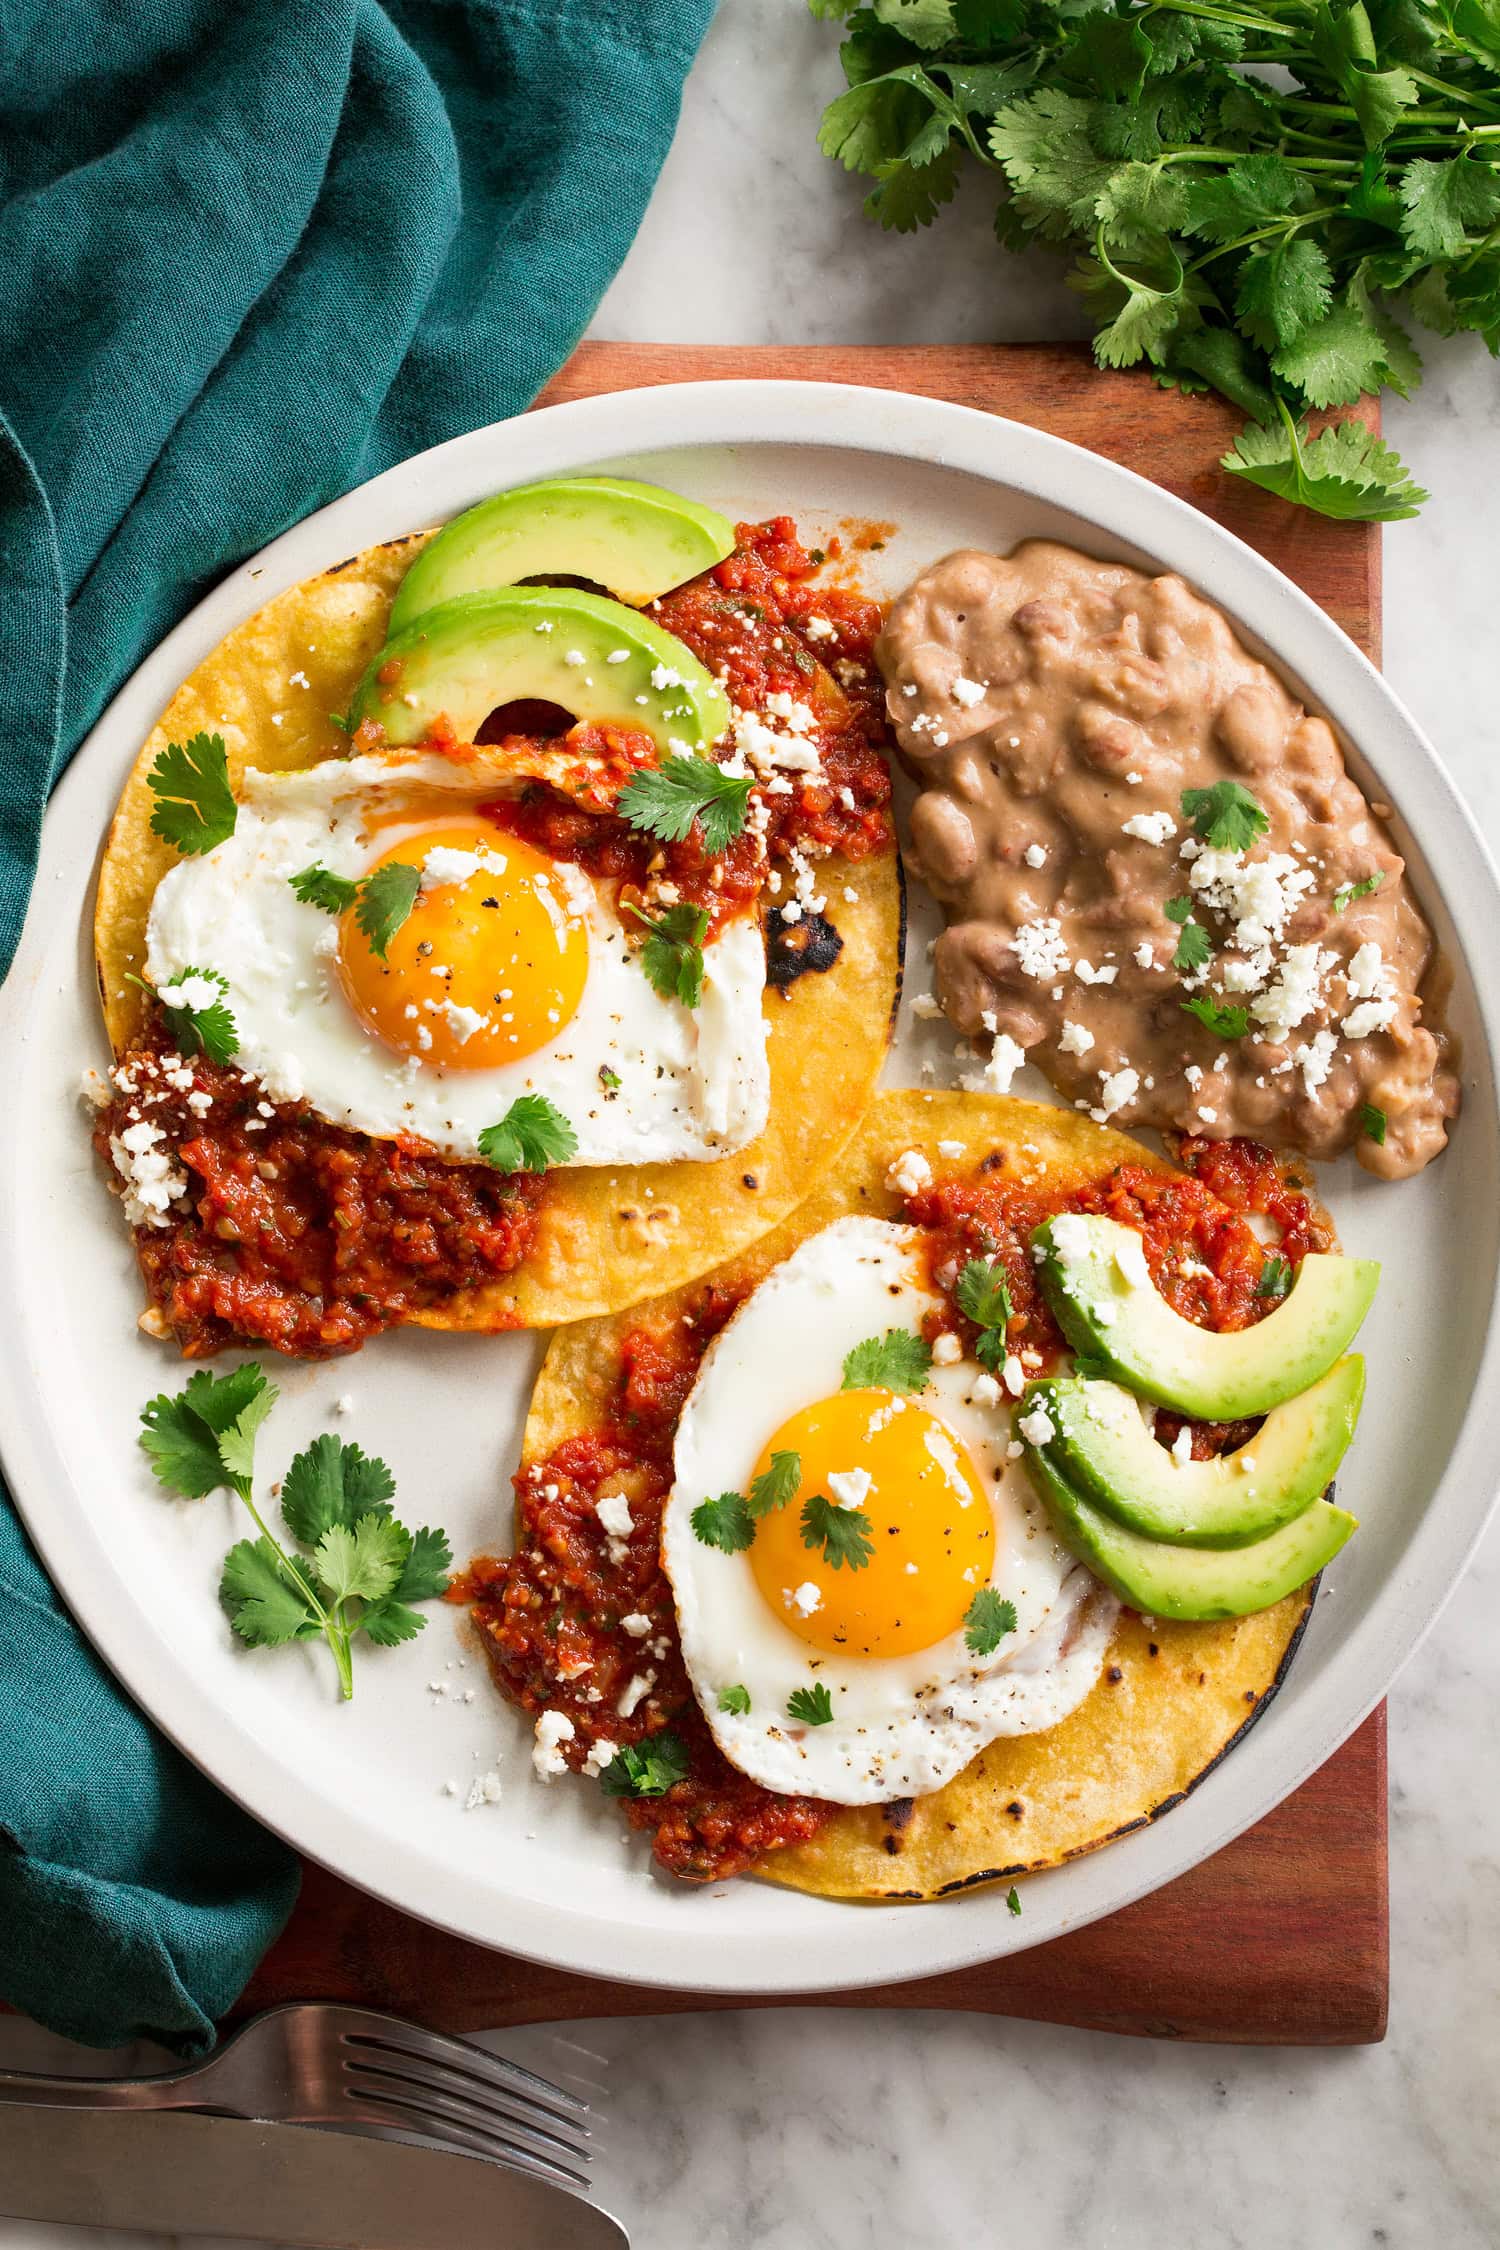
[{"x1": 878, "y1": 539, "x2": 1458, "y2": 1178}]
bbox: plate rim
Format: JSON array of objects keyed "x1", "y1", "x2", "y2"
[{"x1": 3, "y1": 377, "x2": 1498, "y2": 1995}]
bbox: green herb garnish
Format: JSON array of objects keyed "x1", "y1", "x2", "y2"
[
  {"x1": 1181, "y1": 995, "x2": 1250, "y2": 1040},
  {"x1": 146, "y1": 733, "x2": 238, "y2": 856},
  {"x1": 477, "y1": 1095, "x2": 579, "y2": 1174},
  {"x1": 627, "y1": 900, "x2": 709, "y2": 1009},
  {"x1": 748, "y1": 1450, "x2": 802, "y2": 1518},
  {"x1": 598, "y1": 1734, "x2": 690, "y2": 1798},
  {"x1": 145, "y1": 967, "x2": 239, "y2": 1065},
  {"x1": 1006, "y1": 1885, "x2": 1022, "y2": 1918},
  {"x1": 807, "y1": 6, "x2": 1471, "y2": 521},
  {"x1": 964, "y1": 1588, "x2": 1019, "y2": 1657},
  {"x1": 617, "y1": 755, "x2": 754, "y2": 853},
  {"x1": 1172, "y1": 918, "x2": 1213, "y2": 973},
  {"x1": 955, "y1": 1257, "x2": 1014, "y2": 1373},
  {"x1": 841, "y1": 1329, "x2": 933, "y2": 1393},
  {"x1": 353, "y1": 862, "x2": 421, "y2": 960},
  {"x1": 1334, "y1": 871, "x2": 1386, "y2": 912},
  {"x1": 718, "y1": 1684, "x2": 752, "y2": 1716},
  {"x1": 1258, "y1": 1256, "x2": 1293, "y2": 1299},
  {"x1": 787, "y1": 1683, "x2": 835, "y2": 1727},
  {"x1": 290, "y1": 863, "x2": 361, "y2": 914},
  {"x1": 691, "y1": 1491, "x2": 757, "y2": 1554},
  {"x1": 139, "y1": 1372, "x2": 450, "y2": 1699},
  {"x1": 1181, "y1": 782, "x2": 1268, "y2": 853},
  {"x1": 800, "y1": 1492, "x2": 876, "y2": 1572},
  {"x1": 1361, "y1": 1102, "x2": 1388, "y2": 1145}
]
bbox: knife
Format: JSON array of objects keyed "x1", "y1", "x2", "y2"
[{"x1": 0, "y1": 2105, "x2": 628, "y2": 2248}]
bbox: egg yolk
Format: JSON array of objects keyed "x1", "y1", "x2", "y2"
[
  {"x1": 337, "y1": 817, "x2": 588, "y2": 1069},
  {"x1": 748, "y1": 1388, "x2": 995, "y2": 1659}
]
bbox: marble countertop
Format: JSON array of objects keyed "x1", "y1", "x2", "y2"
[{"x1": 4, "y1": 5, "x2": 1497, "y2": 2246}]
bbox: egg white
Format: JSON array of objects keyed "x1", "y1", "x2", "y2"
[
  {"x1": 662, "y1": 1215, "x2": 1120, "y2": 1804},
  {"x1": 143, "y1": 752, "x2": 770, "y2": 1166}
]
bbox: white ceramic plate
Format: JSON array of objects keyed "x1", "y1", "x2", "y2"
[{"x1": 3, "y1": 383, "x2": 1498, "y2": 1996}]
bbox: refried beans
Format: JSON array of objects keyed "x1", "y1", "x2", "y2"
[{"x1": 878, "y1": 541, "x2": 1458, "y2": 1180}]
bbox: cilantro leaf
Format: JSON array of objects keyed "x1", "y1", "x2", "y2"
[
  {"x1": 1222, "y1": 414, "x2": 1429, "y2": 523},
  {"x1": 964, "y1": 1587, "x2": 1019, "y2": 1656},
  {"x1": 1258, "y1": 1255, "x2": 1293, "y2": 1299},
  {"x1": 787, "y1": 1682, "x2": 836, "y2": 1727},
  {"x1": 311, "y1": 1515, "x2": 408, "y2": 1606},
  {"x1": 1400, "y1": 154, "x2": 1500, "y2": 260},
  {"x1": 477, "y1": 1095, "x2": 579, "y2": 1174},
  {"x1": 140, "y1": 1364, "x2": 275, "y2": 1499},
  {"x1": 1271, "y1": 294, "x2": 1396, "y2": 408},
  {"x1": 220, "y1": 1537, "x2": 322, "y2": 1647},
  {"x1": 353, "y1": 862, "x2": 420, "y2": 960},
  {"x1": 988, "y1": 91, "x2": 1117, "y2": 236},
  {"x1": 1235, "y1": 236, "x2": 1334, "y2": 353},
  {"x1": 598, "y1": 1733, "x2": 690, "y2": 1798},
  {"x1": 280, "y1": 1433, "x2": 396, "y2": 1545},
  {"x1": 290, "y1": 863, "x2": 361, "y2": 914},
  {"x1": 1181, "y1": 780, "x2": 1269, "y2": 852},
  {"x1": 154, "y1": 968, "x2": 238, "y2": 1065},
  {"x1": 1164, "y1": 894, "x2": 1194, "y2": 924},
  {"x1": 691, "y1": 1491, "x2": 757, "y2": 1553},
  {"x1": 147, "y1": 733, "x2": 237, "y2": 857},
  {"x1": 1334, "y1": 871, "x2": 1386, "y2": 911},
  {"x1": 617, "y1": 755, "x2": 754, "y2": 853},
  {"x1": 841, "y1": 1327, "x2": 933, "y2": 1393},
  {"x1": 1181, "y1": 994, "x2": 1251, "y2": 1039},
  {"x1": 392, "y1": 1524, "x2": 453, "y2": 1603},
  {"x1": 1173, "y1": 917, "x2": 1213, "y2": 973},
  {"x1": 1007, "y1": 1884, "x2": 1022, "y2": 1917},
  {"x1": 358, "y1": 1601, "x2": 428, "y2": 1647},
  {"x1": 800, "y1": 1492, "x2": 876, "y2": 1571},
  {"x1": 1361, "y1": 1101, "x2": 1388, "y2": 1145},
  {"x1": 956, "y1": 1257, "x2": 1013, "y2": 1368},
  {"x1": 748, "y1": 1450, "x2": 802, "y2": 1518},
  {"x1": 627, "y1": 900, "x2": 709, "y2": 1009},
  {"x1": 718, "y1": 1684, "x2": 752, "y2": 1716}
]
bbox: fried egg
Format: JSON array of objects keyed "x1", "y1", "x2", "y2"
[
  {"x1": 143, "y1": 753, "x2": 769, "y2": 1164},
  {"x1": 662, "y1": 1216, "x2": 1119, "y2": 1803}
]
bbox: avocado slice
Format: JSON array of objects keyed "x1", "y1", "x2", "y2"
[
  {"x1": 1020, "y1": 1440, "x2": 1357, "y2": 1621},
  {"x1": 388, "y1": 476, "x2": 737, "y2": 634},
  {"x1": 1033, "y1": 1214, "x2": 1379, "y2": 1421},
  {"x1": 1028, "y1": 1356, "x2": 1364, "y2": 1549},
  {"x1": 350, "y1": 586, "x2": 731, "y2": 753}
]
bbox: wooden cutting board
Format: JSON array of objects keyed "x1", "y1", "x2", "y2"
[{"x1": 245, "y1": 342, "x2": 1388, "y2": 2047}]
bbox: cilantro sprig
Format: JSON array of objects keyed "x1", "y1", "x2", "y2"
[
  {"x1": 617, "y1": 755, "x2": 754, "y2": 853},
  {"x1": 718, "y1": 1684, "x2": 752, "y2": 1716},
  {"x1": 289, "y1": 863, "x2": 361, "y2": 915},
  {"x1": 132, "y1": 967, "x2": 239, "y2": 1064},
  {"x1": 598, "y1": 1733, "x2": 690, "y2": 1798},
  {"x1": 787, "y1": 1682, "x2": 835, "y2": 1727},
  {"x1": 800, "y1": 1491, "x2": 876, "y2": 1572},
  {"x1": 964, "y1": 1588, "x2": 1019, "y2": 1658},
  {"x1": 841, "y1": 1329, "x2": 933, "y2": 1393},
  {"x1": 690, "y1": 1452, "x2": 803, "y2": 1555},
  {"x1": 1181, "y1": 782, "x2": 1268, "y2": 854},
  {"x1": 1258, "y1": 1255, "x2": 1293, "y2": 1299},
  {"x1": 627, "y1": 900, "x2": 709, "y2": 1009},
  {"x1": 139, "y1": 1368, "x2": 451, "y2": 1699},
  {"x1": 808, "y1": 0, "x2": 1485, "y2": 519},
  {"x1": 955, "y1": 1257, "x2": 1014, "y2": 1373},
  {"x1": 147, "y1": 733, "x2": 237, "y2": 856},
  {"x1": 477, "y1": 1095, "x2": 578, "y2": 1174},
  {"x1": 354, "y1": 863, "x2": 421, "y2": 960}
]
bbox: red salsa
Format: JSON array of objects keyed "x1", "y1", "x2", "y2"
[
  {"x1": 94, "y1": 1043, "x2": 543, "y2": 1358},
  {"x1": 463, "y1": 1135, "x2": 1327, "y2": 1883}
]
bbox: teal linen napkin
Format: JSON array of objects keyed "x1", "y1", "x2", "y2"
[{"x1": 0, "y1": 0, "x2": 714, "y2": 2053}]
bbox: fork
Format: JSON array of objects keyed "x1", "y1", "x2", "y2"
[{"x1": 0, "y1": 2003, "x2": 602, "y2": 2193}]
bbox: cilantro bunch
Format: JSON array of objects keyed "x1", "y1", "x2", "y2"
[
  {"x1": 140, "y1": 1365, "x2": 452, "y2": 1700},
  {"x1": 810, "y1": 0, "x2": 1500, "y2": 519}
]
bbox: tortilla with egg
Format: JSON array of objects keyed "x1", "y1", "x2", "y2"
[
  {"x1": 518, "y1": 1088, "x2": 1313, "y2": 1901},
  {"x1": 93, "y1": 536, "x2": 902, "y2": 1332}
]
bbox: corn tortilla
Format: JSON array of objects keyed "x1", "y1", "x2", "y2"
[
  {"x1": 520, "y1": 1088, "x2": 1313, "y2": 1900},
  {"x1": 93, "y1": 537, "x2": 903, "y2": 1332}
]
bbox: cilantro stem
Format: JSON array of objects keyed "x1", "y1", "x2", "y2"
[
  {"x1": 237, "y1": 1487, "x2": 355, "y2": 1701},
  {"x1": 1186, "y1": 209, "x2": 1339, "y2": 271}
]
